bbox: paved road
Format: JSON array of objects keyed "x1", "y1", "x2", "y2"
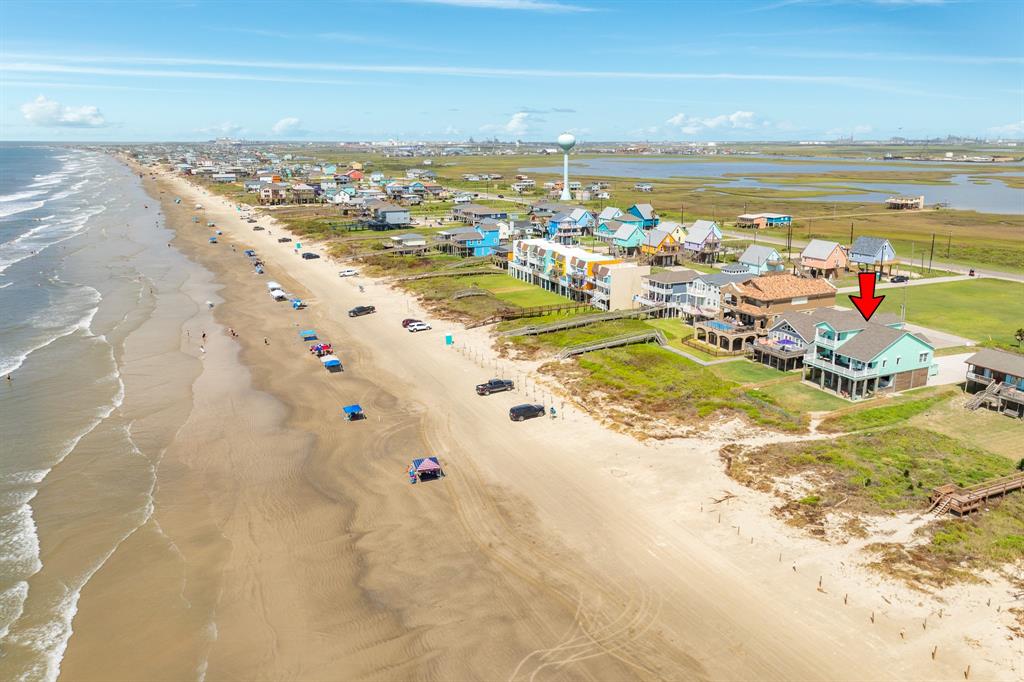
[
  {"x1": 834, "y1": 274, "x2": 973, "y2": 294},
  {"x1": 722, "y1": 229, "x2": 1024, "y2": 283}
]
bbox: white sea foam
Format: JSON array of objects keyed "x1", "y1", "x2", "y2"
[
  {"x1": 0, "y1": 204, "x2": 106, "y2": 276},
  {"x1": 0, "y1": 201, "x2": 45, "y2": 220},
  {"x1": 0, "y1": 190, "x2": 46, "y2": 204}
]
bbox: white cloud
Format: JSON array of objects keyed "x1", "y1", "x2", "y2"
[
  {"x1": 989, "y1": 120, "x2": 1024, "y2": 136},
  {"x1": 407, "y1": 0, "x2": 592, "y2": 12},
  {"x1": 20, "y1": 95, "x2": 107, "y2": 127},
  {"x1": 666, "y1": 110, "x2": 763, "y2": 135},
  {"x1": 481, "y1": 111, "x2": 535, "y2": 137},
  {"x1": 200, "y1": 121, "x2": 245, "y2": 136},
  {"x1": 271, "y1": 117, "x2": 306, "y2": 136}
]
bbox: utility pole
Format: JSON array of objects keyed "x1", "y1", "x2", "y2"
[
  {"x1": 946, "y1": 232, "x2": 952, "y2": 259},
  {"x1": 787, "y1": 223, "x2": 793, "y2": 262},
  {"x1": 928, "y1": 233, "x2": 935, "y2": 273},
  {"x1": 849, "y1": 222, "x2": 854, "y2": 247}
]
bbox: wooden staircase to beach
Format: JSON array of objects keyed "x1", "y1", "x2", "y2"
[
  {"x1": 501, "y1": 305, "x2": 669, "y2": 337},
  {"x1": 556, "y1": 330, "x2": 667, "y2": 359},
  {"x1": 928, "y1": 472, "x2": 1024, "y2": 516}
]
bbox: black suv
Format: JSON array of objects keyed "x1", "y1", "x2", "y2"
[
  {"x1": 278, "y1": 237, "x2": 292, "y2": 243},
  {"x1": 348, "y1": 305, "x2": 376, "y2": 317},
  {"x1": 477, "y1": 379, "x2": 514, "y2": 396},
  {"x1": 890, "y1": 275, "x2": 909, "y2": 283},
  {"x1": 509, "y1": 404, "x2": 545, "y2": 421},
  {"x1": 301, "y1": 252, "x2": 320, "y2": 260}
]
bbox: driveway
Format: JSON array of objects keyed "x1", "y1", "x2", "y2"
[
  {"x1": 931, "y1": 353, "x2": 973, "y2": 386},
  {"x1": 902, "y1": 322, "x2": 976, "y2": 349}
]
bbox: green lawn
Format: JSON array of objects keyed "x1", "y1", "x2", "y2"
[
  {"x1": 473, "y1": 275, "x2": 568, "y2": 308},
  {"x1": 757, "y1": 381, "x2": 850, "y2": 413},
  {"x1": 710, "y1": 360, "x2": 790, "y2": 384},
  {"x1": 644, "y1": 317, "x2": 695, "y2": 350},
  {"x1": 876, "y1": 278, "x2": 1024, "y2": 348}
]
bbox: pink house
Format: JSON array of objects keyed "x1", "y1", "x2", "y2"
[{"x1": 800, "y1": 239, "x2": 848, "y2": 279}]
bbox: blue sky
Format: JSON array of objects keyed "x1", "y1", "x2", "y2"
[{"x1": 1, "y1": 0, "x2": 1022, "y2": 142}]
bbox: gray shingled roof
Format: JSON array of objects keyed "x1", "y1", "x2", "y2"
[
  {"x1": 836, "y1": 325, "x2": 930, "y2": 363},
  {"x1": 696, "y1": 272, "x2": 753, "y2": 288},
  {"x1": 965, "y1": 348, "x2": 1024, "y2": 377},
  {"x1": 849, "y1": 236, "x2": 890, "y2": 260},
  {"x1": 630, "y1": 203, "x2": 656, "y2": 219},
  {"x1": 801, "y1": 239, "x2": 842, "y2": 261},
  {"x1": 739, "y1": 244, "x2": 780, "y2": 265},
  {"x1": 644, "y1": 269, "x2": 700, "y2": 285},
  {"x1": 642, "y1": 229, "x2": 670, "y2": 247},
  {"x1": 772, "y1": 308, "x2": 902, "y2": 343}
]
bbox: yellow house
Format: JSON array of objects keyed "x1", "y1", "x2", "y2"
[{"x1": 639, "y1": 229, "x2": 680, "y2": 264}]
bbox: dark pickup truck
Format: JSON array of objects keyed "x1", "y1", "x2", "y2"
[
  {"x1": 277, "y1": 237, "x2": 292, "y2": 243},
  {"x1": 476, "y1": 378, "x2": 514, "y2": 396},
  {"x1": 348, "y1": 305, "x2": 376, "y2": 317},
  {"x1": 509, "y1": 404, "x2": 545, "y2": 421}
]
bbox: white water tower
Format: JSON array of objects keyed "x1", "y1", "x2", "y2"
[{"x1": 557, "y1": 132, "x2": 576, "y2": 201}]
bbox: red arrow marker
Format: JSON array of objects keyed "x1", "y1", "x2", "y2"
[{"x1": 849, "y1": 272, "x2": 886, "y2": 321}]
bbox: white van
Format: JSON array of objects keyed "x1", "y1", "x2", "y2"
[{"x1": 266, "y1": 281, "x2": 283, "y2": 291}]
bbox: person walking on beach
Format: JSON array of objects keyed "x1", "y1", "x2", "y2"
[
  {"x1": 202, "y1": 331, "x2": 207, "y2": 342},
  {"x1": 264, "y1": 337, "x2": 269, "y2": 345}
]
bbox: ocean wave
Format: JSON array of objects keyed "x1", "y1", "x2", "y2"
[
  {"x1": 0, "y1": 204, "x2": 106, "y2": 276},
  {"x1": 0, "y1": 282, "x2": 102, "y2": 377},
  {"x1": 0, "y1": 190, "x2": 46, "y2": 204},
  {"x1": 1, "y1": 356, "x2": 141, "y2": 682},
  {"x1": 0, "y1": 201, "x2": 45, "y2": 220}
]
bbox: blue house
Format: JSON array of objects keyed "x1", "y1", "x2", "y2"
[
  {"x1": 455, "y1": 224, "x2": 501, "y2": 256},
  {"x1": 547, "y1": 208, "x2": 593, "y2": 244},
  {"x1": 627, "y1": 203, "x2": 659, "y2": 229},
  {"x1": 738, "y1": 245, "x2": 785, "y2": 275},
  {"x1": 849, "y1": 236, "x2": 897, "y2": 275}
]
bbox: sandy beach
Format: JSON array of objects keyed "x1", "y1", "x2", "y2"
[{"x1": 52, "y1": 159, "x2": 1022, "y2": 681}]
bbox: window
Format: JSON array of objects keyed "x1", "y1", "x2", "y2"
[
  {"x1": 881, "y1": 359, "x2": 887, "y2": 368},
  {"x1": 896, "y1": 357, "x2": 901, "y2": 365},
  {"x1": 919, "y1": 352, "x2": 929, "y2": 363},
  {"x1": 791, "y1": 296, "x2": 808, "y2": 305}
]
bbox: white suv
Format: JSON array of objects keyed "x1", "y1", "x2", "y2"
[
  {"x1": 407, "y1": 322, "x2": 432, "y2": 333},
  {"x1": 338, "y1": 269, "x2": 358, "y2": 277}
]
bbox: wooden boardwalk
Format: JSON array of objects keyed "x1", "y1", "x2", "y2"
[
  {"x1": 556, "y1": 330, "x2": 667, "y2": 359},
  {"x1": 928, "y1": 472, "x2": 1024, "y2": 516},
  {"x1": 501, "y1": 305, "x2": 669, "y2": 337}
]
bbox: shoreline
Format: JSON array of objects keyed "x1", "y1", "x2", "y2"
[{"x1": 64, "y1": 156, "x2": 1020, "y2": 680}]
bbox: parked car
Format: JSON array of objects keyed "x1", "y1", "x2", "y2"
[
  {"x1": 338, "y1": 268, "x2": 358, "y2": 277},
  {"x1": 253, "y1": 226, "x2": 265, "y2": 231},
  {"x1": 407, "y1": 322, "x2": 431, "y2": 332},
  {"x1": 890, "y1": 275, "x2": 909, "y2": 283},
  {"x1": 497, "y1": 194, "x2": 504, "y2": 199},
  {"x1": 968, "y1": 269, "x2": 976, "y2": 277},
  {"x1": 401, "y1": 318, "x2": 421, "y2": 328},
  {"x1": 348, "y1": 305, "x2": 376, "y2": 317},
  {"x1": 246, "y1": 218, "x2": 257, "y2": 223},
  {"x1": 476, "y1": 379, "x2": 514, "y2": 396},
  {"x1": 509, "y1": 404, "x2": 545, "y2": 421},
  {"x1": 301, "y1": 252, "x2": 320, "y2": 260},
  {"x1": 278, "y1": 237, "x2": 292, "y2": 243}
]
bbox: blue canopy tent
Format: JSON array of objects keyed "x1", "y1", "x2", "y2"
[
  {"x1": 321, "y1": 354, "x2": 342, "y2": 370},
  {"x1": 208, "y1": 237, "x2": 217, "y2": 244},
  {"x1": 291, "y1": 299, "x2": 304, "y2": 310},
  {"x1": 244, "y1": 249, "x2": 256, "y2": 257},
  {"x1": 299, "y1": 329, "x2": 317, "y2": 341},
  {"x1": 342, "y1": 404, "x2": 364, "y2": 421}
]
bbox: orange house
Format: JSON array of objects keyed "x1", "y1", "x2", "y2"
[{"x1": 799, "y1": 239, "x2": 848, "y2": 279}]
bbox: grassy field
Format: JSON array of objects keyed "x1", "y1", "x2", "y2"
[
  {"x1": 473, "y1": 276, "x2": 568, "y2": 308},
  {"x1": 539, "y1": 344, "x2": 819, "y2": 432},
  {"x1": 731, "y1": 426, "x2": 1016, "y2": 512},
  {"x1": 709, "y1": 360, "x2": 790, "y2": 384},
  {"x1": 818, "y1": 388, "x2": 954, "y2": 433},
  {"x1": 756, "y1": 380, "x2": 850, "y2": 413},
  {"x1": 876, "y1": 278, "x2": 1024, "y2": 348},
  {"x1": 909, "y1": 393, "x2": 1024, "y2": 461}
]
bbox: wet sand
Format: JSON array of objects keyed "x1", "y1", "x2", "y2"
[{"x1": 57, "y1": 162, "x2": 1022, "y2": 681}]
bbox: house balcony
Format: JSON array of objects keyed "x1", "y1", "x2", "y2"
[
  {"x1": 753, "y1": 340, "x2": 807, "y2": 359},
  {"x1": 804, "y1": 354, "x2": 877, "y2": 379},
  {"x1": 815, "y1": 334, "x2": 841, "y2": 349}
]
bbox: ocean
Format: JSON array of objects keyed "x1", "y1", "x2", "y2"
[{"x1": 0, "y1": 145, "x2": 209, "y2": 680}]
